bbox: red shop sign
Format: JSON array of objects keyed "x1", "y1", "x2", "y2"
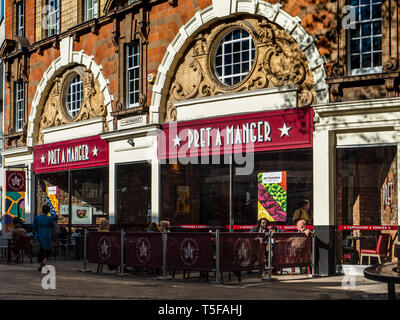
[
  {"x1": 33, "y1": 135, "x2": 108, "y2": 173},
  {"x1": 158, "y1": 107, "x2": 313, "y2": 159}
]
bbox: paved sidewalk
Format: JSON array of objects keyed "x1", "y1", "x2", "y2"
[{"x1": 0, "y1": 259, "x2": 397, "y2": 300}]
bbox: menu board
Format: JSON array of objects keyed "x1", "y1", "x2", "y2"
[{"x1": 257, "y1": 171, "x2": 287, "y2": 222}]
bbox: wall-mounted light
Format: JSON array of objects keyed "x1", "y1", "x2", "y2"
[
  {"x1": 127, "y1": 138, "x2": 135, "y2": 147},
  {"x1": 147, "y1": 73, "x2": 155, "y2": 85}
]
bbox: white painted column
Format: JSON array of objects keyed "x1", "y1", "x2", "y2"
[
  {"x1": 313, "y1": 129, "x2": 335, "y2": 226},
  {"x1": 395, "y1": 128, "x2": 400, "y2": 231},
  {"x1": 151, "y1": 135, "x2": 160, "y2": 223},
  {"x1": 108, "y1": 143, "x2": 116, "y2": 225}
]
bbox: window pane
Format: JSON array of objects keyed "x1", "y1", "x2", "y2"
[
  {"x1": 362, "y1": 53, "x2": 371, "y2": 68},
  {"x1": 373, "y1": 52, "x2": 381, "y2": 67},
  {"x1": 351, "y1": 26, "x2": 360, "y2": 38},
  {"x1": 361, "y1": 6, "x2": 370, "y2": 20},
  {"x1": 372, "y1": 4, "x2": 381, "y2": 19},
  {"x1": 373, "y1": 37, "x2": 381, "y2": 51},
  {"x1": 351, "y1": 55, "x2": 360, "y2": 69},
  {"x1": 372, "y1": 21, "x2": 382, "y2": 35},
  {"x1": 351, "y1": 39, "x2": 360, "y2": 53},
  {"x1": 361, "y1": 23, "x2": 371, "y2": 36},
  {"x1": 361, "y1": 38, "x2": 371, "y2": 52}
]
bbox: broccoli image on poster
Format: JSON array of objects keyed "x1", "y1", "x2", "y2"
[{"x1": 257, "y1": 172, "x2": 287, "y2": 222}]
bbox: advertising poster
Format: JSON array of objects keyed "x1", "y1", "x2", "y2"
[
  {"x1": 257, "y1": 171, "x2": 287, "y2": 222},
  {"x1": 71, "y1": 205, "x2": 92, "y2": 225},
  {"x1": 46, "y1": 186, "x2": 59, "y2": 220},
  {"x1": 4, "y1": 171, "x2": 26, "y2": 235},
  {"x1": 177, "y1": 186, "x2": 190, "y2": 214}
]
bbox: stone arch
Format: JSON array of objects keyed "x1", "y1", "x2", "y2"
[
  {"x1": 27, "y1": 40, "x2": 113, "y2": 147},
  {"x1": 149, "y1": 0, "x2": 329, "y2": 123}
]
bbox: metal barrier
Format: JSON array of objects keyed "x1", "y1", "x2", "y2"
[
  {"x1": 271, "y1": 232, "x2": 315, "y2": 275},
  {"x1": 125, "y1": 232, "x2": 163, "y2": 268},
  {"x1": 85, "y1": 230, "x2": 315, "y2": 281},
  {"x1": 87, "y1": 231, "x2": 122, "y2": 266}
]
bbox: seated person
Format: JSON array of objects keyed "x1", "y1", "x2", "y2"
[
  {"x1": 11, "y1": 217, "x2": 28, "y2": 263},
  {"x1": 250, "y1": 218, "x2": 269, "y2": 233},
  {"x1": 296, "y1": 219, "x2": 311, "y2": 237},
  {"x1": 159, "y1": 220, "x2": 171, "y2": 233},
  {"x1": 148, "y1": 222, "x2": 161, "y2": 232}
]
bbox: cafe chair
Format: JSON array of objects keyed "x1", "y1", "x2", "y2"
[
  {"x1": 0, "y1": 238, "x2": 9, "y2": 261},
  {"x1": 342, "y1": 233, "x2": 355, "y2": 264},
  {"x1": 359, "y1": 233, "x2": 390, "y2": 265}
]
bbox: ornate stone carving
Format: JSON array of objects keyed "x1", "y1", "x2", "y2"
[
  {"x1": 383, "y1": 57, "x2": 398, "y2": 73},
  {"x1": 163, "y1": 17, "x2": 316, "y2": 122},
  {"x1": 36, "y1": 67, "x2": 107, "y2": 144},
  {"x1": 332, "y1": 63, "x2": 345, "y2": 78},
  {"x1": 330, "y1": 83, "x2": 343, "y2": 102}
]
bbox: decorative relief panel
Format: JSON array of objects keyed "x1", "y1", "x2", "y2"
[
  {"x1": 164, "y1": 17, "x2": 316, "y2": 122},
  {"x1": 37, "y1": 66, "x2": 108, "y2": 144}
]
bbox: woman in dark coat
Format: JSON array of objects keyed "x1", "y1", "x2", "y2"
[{"x1": 32, "y1": 204, "x2": 57, "y2": 271}]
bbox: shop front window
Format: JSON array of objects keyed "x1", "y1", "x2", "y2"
[
  {"x1": 161, "y1": 149, "x2": 313, "y2": 229},
  {"x1": 35, "y1": 167, "x2": 109, "y2": 228},
  {"x1": 116, "y1": 162, "x2": 151, "y2": 230},
  {"x1": 336, "y1": 145, "x2": 397, "y2": 265}
]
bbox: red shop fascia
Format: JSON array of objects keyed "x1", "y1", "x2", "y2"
[
  {"x1": 158, "y1": 107, "x2": 314, "y2": 230},
  {"x1": 32, "y1": 135, "x2": 109, "y2": 227}
]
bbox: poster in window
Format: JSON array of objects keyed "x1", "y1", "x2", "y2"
[
  {"x1": 257, "y1": 171, "x2": 287, "y2": 222},
  {"x1": 46, "y1": 186, "x2": 59, "y2": 220},
  {"x1": 177, "y1": 186, "x2": 190, "y2": 214},
  {"x1": 71, "y1": 205, "x2": 92, "y2": 225},
  {"x1": 60, "y1": 205, "x2": 69, "y2": 216}
]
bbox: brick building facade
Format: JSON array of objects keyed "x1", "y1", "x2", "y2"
[{"x1": 0, "y1": 0, "x2": 399, "y2": 275}]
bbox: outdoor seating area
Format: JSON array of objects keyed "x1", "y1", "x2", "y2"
[{"x1": 84, "y1": 230, "x2": 315, "y2": 283}]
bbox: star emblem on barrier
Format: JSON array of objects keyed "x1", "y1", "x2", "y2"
[{"x1": 278, "y1": 122, "x2": 292, "y2": 138}]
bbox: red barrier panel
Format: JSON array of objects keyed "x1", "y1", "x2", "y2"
[
  {"x1": 338, "y1": 225, "x2": 398, "y2": 231},
  {"x1": 88, "y1": 232, "x2": 121, "y2": 265},
  {"x1": 166, "y1": 233, "x2": 215, "y2": 271},
  {"x1": 219, "y1": 233, "x2": 266, "y2": 271},
  {"x1": 272, "y1": 232, "x2": 312, "y2": 268},
  {"x1": 125, "y1": 233, "x2": 163, "y2": 268}
]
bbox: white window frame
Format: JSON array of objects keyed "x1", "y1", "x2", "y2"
[
  {"x1": 348, "y1": 0, "x2": 382, "y2": 76},
  {"x1": 214, "y1": 28, "x2": 255, "y2": 86},
  {"x1": 126, "y1": 42, "x2": 140, "y2": 108},
  {"x1": 16, "y1": 1, "x2": 24, "y2": 37},
  {"x1": 66, "y1": 75, "x2": 83, "y2": 118},
  {"x1": 47, "y1": 0, "x2": 59, "y2": 37},
  {"x1": 84, "y1": 0, "x2": 98, "y2": 21},
  {"x1": 15, "y1": 82, "x2": 24, "y2": 132}
]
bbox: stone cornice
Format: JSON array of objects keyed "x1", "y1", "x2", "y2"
[{"x1": 314, "y1": 97, "x2": 400, "y2": 116}]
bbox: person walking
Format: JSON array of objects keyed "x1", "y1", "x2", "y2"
[{"x1": 32, "y1": 204, "x2": 57, "y2": 272}]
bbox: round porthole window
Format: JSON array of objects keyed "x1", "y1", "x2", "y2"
[
  {"x1": 65, "y1": 74, "x2": 83, "y2": 118},
  {"x1": 214, "y1": 28, "x2": 255, "y2": 86}
]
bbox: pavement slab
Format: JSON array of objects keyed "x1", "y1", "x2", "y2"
[{"x1": 0, "y1": 259, "x2": 397, "y2": 301}]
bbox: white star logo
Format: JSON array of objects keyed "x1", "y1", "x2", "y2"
[
  {"x1": 278, "y1": 123, "x2": 292, "y2": 138},
  {"x1": 92, "y1": 146, "x2": 99, "y2": 157},
  {"x1": 40, "y1": 154, "x2": 46, "y2": 164},
  {"x1": 11, "y1": 175, "x2": 21, "y2": 187},
  {"x1": 173, "y1": 135, "x2": 183, "y2": 148},
  {"x1": 100, "y1": 239, "x2": 109, "y2": 256}
]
